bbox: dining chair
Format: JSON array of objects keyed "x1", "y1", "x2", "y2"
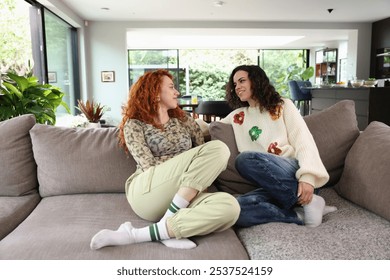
[
  {"x1": 195, "y1": 100, "x2": 233, "y2": 123},
  {"x1": 288, "y1": 80, "x2": 312, "y2": 116}
]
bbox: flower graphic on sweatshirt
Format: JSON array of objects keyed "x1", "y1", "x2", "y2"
[
  {"x1": 233, "y1": 111, "x2": 245, "y2": 125},
  {"x1": 268, "y1": 142, "x2": 282, "y2": 155},
  {"x1": 249, "y1": 126, "x2": 262, "y2": 141}
]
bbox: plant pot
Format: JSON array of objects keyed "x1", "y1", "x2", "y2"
[{"x1": 87, "y1": 122, "x2": 101, "y2": 128}]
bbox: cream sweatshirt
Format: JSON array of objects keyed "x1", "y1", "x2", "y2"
[{"x1": 220, "y1": 98, "x2": 329, "y2": 188}]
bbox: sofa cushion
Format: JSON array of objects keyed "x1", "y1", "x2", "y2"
[
  {"x1": 209, "y1": 100, "x2": 360, "y2": 194},
  {"x1": 304, "y1": 100, "x2": 360, "y2": 186},
  {"x1": 0, "y1": 194, "x2": 249, "y2": 260},
  {"x1": 209, "y1": 122, "x2": 257, "y2": 194},
  {"x1": 0, "y1": 114, "x2": 38, "y2": 196},
  {"x1": 30, "y1": 125, "x2": 137, "y2": 197},
  {"x1": 336, "y1": 121, "x2": 390, "y2": 221},
  {"x1": 0, "y1": 192, "x2": 41, "y2": 240}
]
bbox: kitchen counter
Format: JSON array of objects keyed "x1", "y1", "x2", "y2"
[{"x1": 308, "y1": 87, "x2": 390, "y2": 130}]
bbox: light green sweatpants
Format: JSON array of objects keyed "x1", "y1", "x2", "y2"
[{"x1": 126, "y1": 140, "x2": 240, "y2": 239}]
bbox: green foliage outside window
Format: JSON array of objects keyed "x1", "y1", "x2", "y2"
[{"x1": 0, "y1": 0, "x2": 33, "y2": 75}]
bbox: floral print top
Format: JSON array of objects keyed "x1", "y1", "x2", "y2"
[{"x1": 124, "y1": 117, "x2": 204, "y2": 172}]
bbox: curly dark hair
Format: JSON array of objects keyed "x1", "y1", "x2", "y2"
[
  {"x1": 225, "y1": 65, "x2": 284, "y2": 115},
  {"x1": 118, "y1": 69, "x2": 187, "y2": 153}
]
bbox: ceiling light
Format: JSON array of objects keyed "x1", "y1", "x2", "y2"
[{"x1": 213, "y1": 1, "x2": 225, "y2": 7}]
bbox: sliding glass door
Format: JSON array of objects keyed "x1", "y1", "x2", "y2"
[{"x1": 44, "y1": 10, "x2": 79, "y2": 115}]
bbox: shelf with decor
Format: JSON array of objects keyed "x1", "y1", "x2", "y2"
[{"x1": 315, "y1": 48, "x2": 338, "y2": 85}]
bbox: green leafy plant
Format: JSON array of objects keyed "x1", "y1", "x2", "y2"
[
  {"x1": 76, "y1": 99, "x2": 105, "y2": 123},
  {"x1": 274, "y1": 64, "x2": 315, "y2": 97},
  {"x1": 0, "y1": 72, "x2": 70, "y2": 125}
]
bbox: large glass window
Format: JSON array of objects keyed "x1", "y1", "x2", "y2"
[
  {"x1": 128, "y1": 49, "x2": 309, "y2": 100},
  {"x1": 44, "y1": 10, "x2": 79, "y2": 115}
]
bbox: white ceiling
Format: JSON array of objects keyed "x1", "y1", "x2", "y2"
[
  {"x1": 56, "y1": 0, "x2": 390, "y2": 49},
  {"x1": 59, "y1": 0, "x2": 389, "y2": 23}
]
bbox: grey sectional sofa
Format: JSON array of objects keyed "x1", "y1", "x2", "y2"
[{"x1": 1, "y1": 100, "x2": 389, "y2": 259}]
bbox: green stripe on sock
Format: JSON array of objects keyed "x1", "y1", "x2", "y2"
[
  {"x1": 149, "y1": 224, "x2": 161, "y2": 241},
  {"x1": 154, "y1": 224, "x2": 161, "y2": 240},
  {"x1": 149, "y1": 225, "x2": 157, "y2": 241},
  {"x1": 168, "y1": 202, "x2": 180, "y2": 213}
]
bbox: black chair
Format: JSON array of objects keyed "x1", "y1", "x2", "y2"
[
  {"x1": 195, "y1": 100, "x2": 233, "y2": 123},
  {"x1": 288, "y1": 80, "x2": 312, "y2": 116}
]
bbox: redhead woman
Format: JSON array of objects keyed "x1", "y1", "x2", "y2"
[
  {"x1": 221, "y1": 65, "x2": 336, "y2": 228},
  {"x1": 90, "y1": 69, "x2": 239, "y2": 250}
]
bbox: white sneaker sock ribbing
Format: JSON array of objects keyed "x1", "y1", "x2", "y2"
[{"x1": 161, "y1": 193, "x2": 190, "y2": 220}]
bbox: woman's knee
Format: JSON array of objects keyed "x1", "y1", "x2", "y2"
[
  {"x1": 205, "y1": 140, "x2": 230, "y2": 163},
  {"x1": 235, "y1": 151, "x2": 264, "y2": 172},
  {"x1": 214, "y1": 192, "x2": 241, "y2": 225}
]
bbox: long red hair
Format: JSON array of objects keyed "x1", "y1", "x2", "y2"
[{"x1": 118, "y1": 69, "x2": 186, "y2": 152}]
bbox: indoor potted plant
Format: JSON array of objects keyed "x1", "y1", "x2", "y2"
[
  {"x1": 0, "y1": 72, "x2": 70, "y2": 125},
  {"x1": 76, "y1": 99, "x2": 105, "y2": 127}
]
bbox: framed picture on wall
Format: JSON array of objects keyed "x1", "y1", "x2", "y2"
[
  {"x1": 101, "y1": 71, "x2": 115, "y2": 82},
  {"x1": 48, "y1": 72, "x2": 57, "y2": 83}
]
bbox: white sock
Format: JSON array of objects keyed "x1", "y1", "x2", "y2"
[
  {"x1": 90, "y1": 222, "x2": 137, "y2": 250},
  {"x1": 303, "y1": 194, "x2": 325, "y2": 227},
  {"x1": 161, "y1": 193, "x2": 190, "y2": 220},
  {"x1": 149, "y1": 220, "x2": 170, "y2": 241},
  {"x1": 294, "y1": 204, "x2": 337, "y2": 223},
  {"x1": 159, "y1": 193, "x2": 197, "y2": 249},
  {"x1": 160, "y1": 238, "x2": 197, "y2": 249},
  {"x1": 323, "y1": 205, "x2": 337, "y2": 215},
  {"x1": 90, "y1": 220, "x2": 170, "y2": 250}
]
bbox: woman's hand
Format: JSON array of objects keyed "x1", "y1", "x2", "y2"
[{"x1": 297, "y1": 182, "x2": 314, "y2": 205}]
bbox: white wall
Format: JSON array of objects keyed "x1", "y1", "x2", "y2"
[{"x1": 84, "y1": 22, "x2": 129, "y2": 125}]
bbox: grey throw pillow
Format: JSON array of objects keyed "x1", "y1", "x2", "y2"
[
  {"x1": 336, "y1": 121, "x2": 390, "y2": 221},
  {"x1": 304, "y1": 100, "x2": 360, "y2": 186},
  {"x1": 209, "y1": 122, "x2": 257, "y2": 195},
  {"x1": 0, "y1": 114, "x2": 38, "y2": 196}
]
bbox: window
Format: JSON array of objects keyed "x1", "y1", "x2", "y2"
[
  {"x1": 129, "y1": 49, "x2": 309, "y2": 100},
  {"x1": 44, "y1": 10, "x2": 79, "y2": 115}
]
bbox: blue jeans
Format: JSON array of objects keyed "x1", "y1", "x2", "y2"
[{"x1": 234, "y1": 151, "x2": 303, "y2": 227}]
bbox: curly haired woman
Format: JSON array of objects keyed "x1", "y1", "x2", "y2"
[
  {"x1": 90, "y1": 69, "x2": 240, "y2": 250},
  {"x1": 220, "y1": 65, "x2": 336, "y2": 228}
]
